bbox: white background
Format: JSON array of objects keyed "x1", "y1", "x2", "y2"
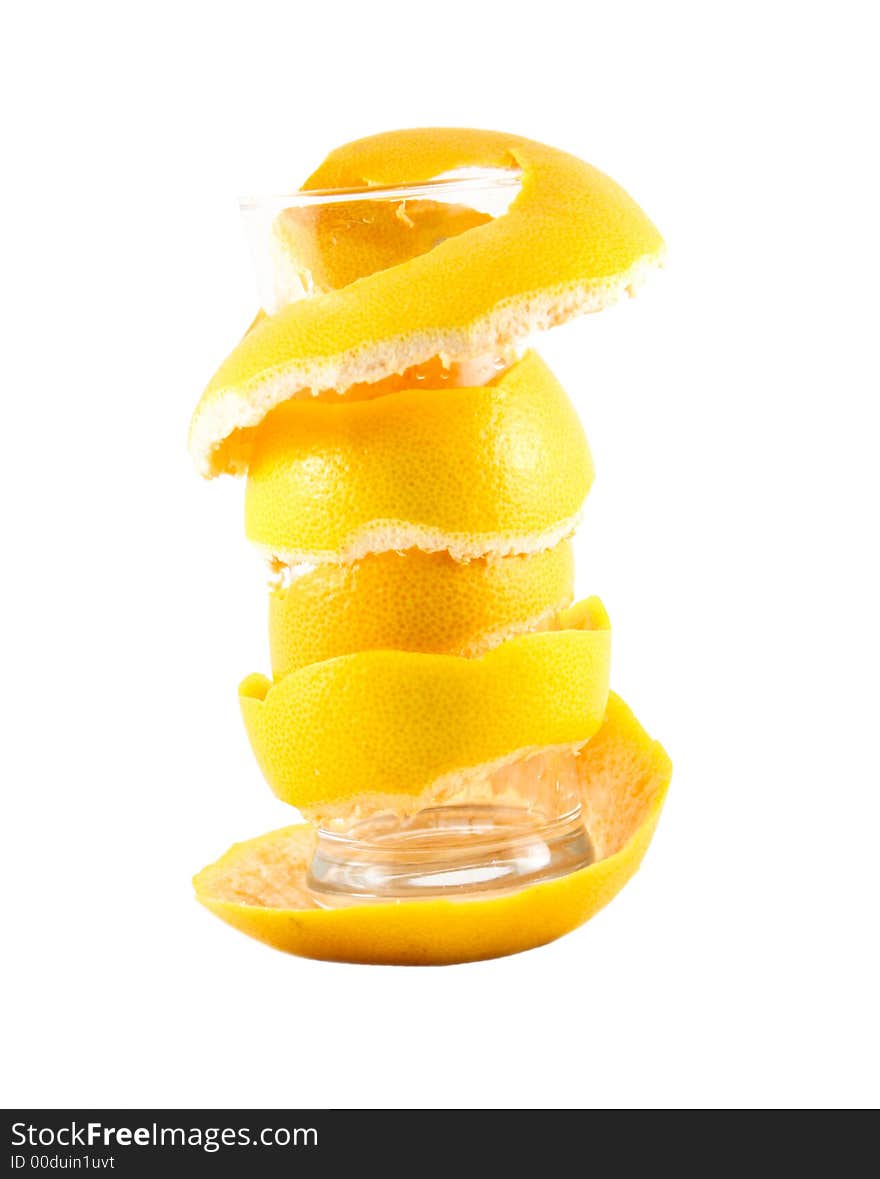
[{"x1": 2, "y1": 1, "x2": 878, "y2": 1110}]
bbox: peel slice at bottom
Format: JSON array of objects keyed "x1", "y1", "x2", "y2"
[{"x1": 194, "y1": 693, "x2": 671, "y2": 965}]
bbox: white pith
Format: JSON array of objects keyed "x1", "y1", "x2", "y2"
[
  {"x1": 299, "y1": 740, "x2": 588, "y2": 828},
  {"x1": 255, "y1": 510, "x2": 582, "y2": 568},
  {"x1": 190, "y1": 251, "x2": 665, "y2": 477}
]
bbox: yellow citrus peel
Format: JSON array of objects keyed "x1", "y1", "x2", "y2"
[
  {"x1": 241, "y1": 598, "x2": 610, "y2": 818},
  {"x1": 190, "y1": 128, "x2": 664, "y2": 476},
  {"x1": 246, "y1": 350, "x2": 591, "y2": 565},
  {"x1": 194, "y1": 693, "x2": 670, "y2": 965},
  {"x1": 191, "y1": 129, "x2": 670, "y2": 963},
  {"x1": 269, "y1": 540, "x2": 574, "y2": 679},
  {"x1": 271, "y1": 198, "x2": 492, "y2": 300}
]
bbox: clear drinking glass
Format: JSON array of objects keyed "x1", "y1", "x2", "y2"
[{"x1": 240, "y1": 171, "x2": 595, "y2": 906}]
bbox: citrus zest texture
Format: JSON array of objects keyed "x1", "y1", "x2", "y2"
[
  {"x1": 245, "y1": 350, "x2": 592, "y2": 565},
  {"x1": 191, "y1": 128, "x2": 670, "y2": 962},
  {"x1": 194, "y1": 693, "x2": 670, "y2": 965},
  {"x1": 241, "y1": 597, "x2": 610, "y2": 817},
  {"x1": 271, "y1": 198, "x2": 492, "y2": 302},
  {"x1": 189, "y1": 128, "x2": 664, "y2": 477},
  {"x1": 269, "y1": 541, "x2": 574, "y2": 679}
]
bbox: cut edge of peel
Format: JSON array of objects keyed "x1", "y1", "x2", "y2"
[
  {"x1": 191, "y1": 692, "x2": 672, "y2": 963},
  {"x1": 447, "y1": 600, "x2": 568, "y2": 660},
  {"x1": 256, "y1": 510, "x2": 583, "y2": 568},
  {"x1": 270, "y1": 598, "x2": 568, "y2": 681},
  {"x1": 242, "y1": 594, "x2": 611, "y2": 817},
  {"x1": 191, "y1": 251, "x2": 664, "y2": 477},
  {"x1": 240, "y1": 590, "x2": 608, "y2": 709},
  {"x1": 196, "y1": 769, "x2": 669, "y2": 915},
  {"x1": 299, "y1": 740, "x2": 588, "y2": 827}
]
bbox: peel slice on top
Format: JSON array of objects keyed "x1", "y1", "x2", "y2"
[
  {"x1": 246, "y1": 350, "x2": 592, "y2": 566},
  {"x1": 241, "y1": 597, "x2": 610, "y2": 819},
  {"x1": 195, "y1": 692, "x2": 671, "y2": 965},
  {"x1": 269, "y1": 540, "x2": 574, "y2": 679},
  {"x1": 190, "y1": 128, "x2": 664, "y2": 476}
]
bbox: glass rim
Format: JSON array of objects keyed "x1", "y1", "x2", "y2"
[{"x1": 239, "y1": 167, "x2": 522, "y2": 212}]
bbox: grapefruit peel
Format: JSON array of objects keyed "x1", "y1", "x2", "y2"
[
  {"x1": 190, "y1": 128, "x2": 664, "y2": 477},
  {"x1": 195, "y1": 693, "x2": 670, "y2": 965}
]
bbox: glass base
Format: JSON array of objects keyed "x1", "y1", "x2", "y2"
[{"x1": 307, "y1": 804, "x2": 594, "y2": 907}]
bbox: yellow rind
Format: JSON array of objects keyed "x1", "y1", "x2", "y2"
[
  {"x1": 241, "y1": 597, "x2": 610, "y2": 814},
  {"x1": 269, "y1": 541, "x2": 575, "y2": 679},
  {"x1": 190, "y1": 128, "x2": 664, "y2": 476},
  {"x1": 272, "y1": 198, "x2": 492, "y2": 300},
  {"x1": 194, "y1": 693, "x2": 671, "y2": 965},
  {"x1": 245, "y1": 351, "x2": 592, "y2": 565}
]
